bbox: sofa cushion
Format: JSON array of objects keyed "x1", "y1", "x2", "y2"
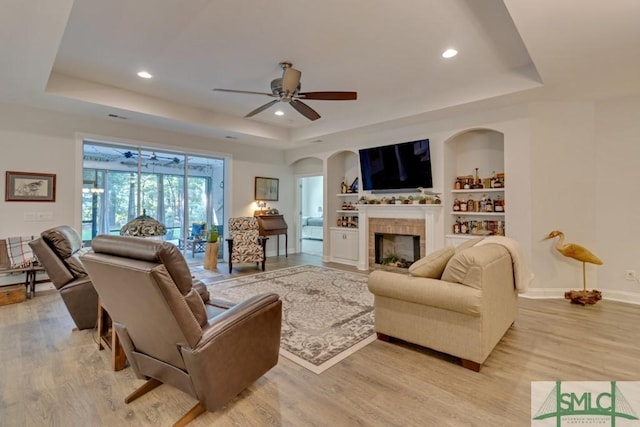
[
  {"x1": 442, "y1": 243, "x2": 510, "y2": 289},
  {"x1": 41, "y1": 226, "x2": 83, "y2": 258},
  {"x1": 408, "y1": 246, "x2": 455, "y2": 279},
  {"x1": 455, "y1": 237, "x2": 484, "y2": 253},
  {"x1": 368, "y1": 270, "x2": 482, "y2": 316}
]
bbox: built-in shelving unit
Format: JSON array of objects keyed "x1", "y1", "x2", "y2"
[
  {"x1": 444, "y1": 129, "x2": 506, "y2": 246},
  {"x1": 327, "y1": 151, "x2": 360, "y2": 265}
]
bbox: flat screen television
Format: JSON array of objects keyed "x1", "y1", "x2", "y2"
[{"x1": 359, "y1": 139, "x2": 433, "y2": 191}]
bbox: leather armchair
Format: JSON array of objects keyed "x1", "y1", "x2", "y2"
[
  {"x1": 226, "y1": 217, "x2": 267, "y2": 273},
  {"x1": 28, "y1": 225, "x2": 98, "y2": 330},
  {"x1": 81, "y1": 235, "x2": 282, "y2": 426}
]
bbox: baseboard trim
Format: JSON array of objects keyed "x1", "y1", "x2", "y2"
[{"x1": 521, "y1": 287, "x2": 640, "y2": 305}]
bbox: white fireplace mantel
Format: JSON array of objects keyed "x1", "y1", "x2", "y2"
[{"x1": 356, "y1": 204, "x2": 443, "y2": 270}]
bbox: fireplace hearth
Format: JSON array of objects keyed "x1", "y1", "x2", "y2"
[{"x1": 375, "y1": 233, "x2": 421, "y2": 268}]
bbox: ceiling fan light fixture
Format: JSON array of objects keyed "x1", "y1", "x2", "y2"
[
  {"x1": 215, "y1": 61, "x2": 356, "y2": 121},
  {"x1": 274, "y1": 110, "x2": 284, "y2": 116},
  {"x1": 137, "y1": 70, "x2": 153, "y2": 79},
  {"x1": 442, "y1": 48, "x2": 458, "y2": 59}
]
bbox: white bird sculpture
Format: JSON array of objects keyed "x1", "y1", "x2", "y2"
[{"x1": 544, "y1": 230, "x2": 603, "y2": 302}]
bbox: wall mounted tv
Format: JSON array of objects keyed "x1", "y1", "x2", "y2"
[{"x1": 359, "y1": 139, "x2": 433, "y2": 192}]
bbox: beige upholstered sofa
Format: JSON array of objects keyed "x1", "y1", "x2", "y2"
[{"x1": 367, "y1": 242, "x2": 518, "y2": 371}]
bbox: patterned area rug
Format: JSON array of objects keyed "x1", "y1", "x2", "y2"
[{"x1": 207, "y1": 265, "x2": 375, "y2": 374}]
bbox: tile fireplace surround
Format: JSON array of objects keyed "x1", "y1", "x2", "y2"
[{"x1": 357, "y1": 204, "x2": 442, "y2": 270}]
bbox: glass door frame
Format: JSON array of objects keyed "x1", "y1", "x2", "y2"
[{"x1": 80, "y1": 140, "x2": 228, "y2": 261}]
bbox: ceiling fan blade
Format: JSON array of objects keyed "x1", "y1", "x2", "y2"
[
  {"x1": 298, "y1": 91, "x2": 358, "y2": 100},
  {"x1": 282, "y1": 67, "x2": 301, "y2": 95},
  {"x1": 213, "y1": 88, "x2": 276, "y2": 97},
  {"x1": 290, "y1": 99, "x2": 321, "y2": 121},
  {"x1": 245, "y1": 99, "x2": 280, "y2": 118}
]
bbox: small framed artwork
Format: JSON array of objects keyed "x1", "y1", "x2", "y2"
[
  {"x1": 5, "y1": 171, "x2": 56, "y2": 202},
  {"x1": 255, "y1": 176, "x2": 279, "y2": 201}
]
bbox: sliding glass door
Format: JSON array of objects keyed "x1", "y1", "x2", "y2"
[{"x1": 82, "y1": 142, "x2": 225, "y2": 260}]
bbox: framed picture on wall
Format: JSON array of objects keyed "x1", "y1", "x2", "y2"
[
  {"x1": 5, "y1": 171, "x2": 56, "y2": 202},
  {"x1": 255, "y1": 176, "x2": 279, "y2": 201}
]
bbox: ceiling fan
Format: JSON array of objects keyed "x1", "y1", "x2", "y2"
[{"x1": 213, "y1": 62, "x2": 357, "y2": 121}]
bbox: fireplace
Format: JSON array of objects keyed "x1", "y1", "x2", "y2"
[
  {"x1": 356, "y1": 204, "x2": 441, "y2": 271},
  {"x1": 375, "y1": 233, "x2": 421, "y2": 268},
  {"x1": 367, "y1": 217, "x2": 426, "y2": 269}
]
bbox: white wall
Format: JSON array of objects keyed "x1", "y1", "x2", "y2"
[
  {"x1": 4, "y1": 96, "x2": 640, "y2": 302},
  {"x1": 595, "y1": 95, "x2": 640, "y2": 299},
  {"x1": 286, "y1": 99, "x2": 640, "y2": 302},
  {"x1": 0, "y1": 104, "x2": 293, "y2": 253},
  {"x1": 528, "y1": 102, "x2": 598, "y2": 295}
]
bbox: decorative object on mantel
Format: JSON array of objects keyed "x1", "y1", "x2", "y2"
[
  {"x1": 120, "y1": 209, "x2": 167, "y2": 238},
  {"x1": 544, "y1": 230, "x2": 603, "y2": 305},
  {"x1": 357, "y1": 192, "x2": 442, "y2": 205}
]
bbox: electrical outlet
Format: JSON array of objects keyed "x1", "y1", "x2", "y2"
[{"x1": 625, "y1": 270, "x2": 636, "y2": 281}]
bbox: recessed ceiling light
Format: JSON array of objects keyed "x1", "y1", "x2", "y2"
[
  {"x1": 137, "y1": 71, "x2": 153, "y2": 79},
  {"x1": 274, "y1": 110, "x2": 284, "y2": 116},
  {"x1": 442, "y1": 49, "x2": 458, "y2": 59}
]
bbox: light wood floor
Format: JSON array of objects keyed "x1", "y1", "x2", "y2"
[{"x1": 1, "y1": 254, "x2": 639, "y2": 426}]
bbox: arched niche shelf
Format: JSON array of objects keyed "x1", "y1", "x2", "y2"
[{"x1": 443, "y1": 128, "x2": 505, "y2": 245}]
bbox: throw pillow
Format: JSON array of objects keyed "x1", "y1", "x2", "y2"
[
  {"x1": 408, "y1": 246, "x2": 455, "y2": 279},
  {"x1": 455, "y1": 237, "x2": 484, "y2": 253}
]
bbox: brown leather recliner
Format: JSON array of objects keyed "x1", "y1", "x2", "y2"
[
  {"x1": 81, "y1": 235, "x2": 282, "y2": 426},
  {"x1": 28, "y1": 226, "x2": 99, "y2": 330}
]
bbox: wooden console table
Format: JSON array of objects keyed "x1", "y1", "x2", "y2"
[{"x1": 254, "y1": 213, "x2": 288, "y2": 257}]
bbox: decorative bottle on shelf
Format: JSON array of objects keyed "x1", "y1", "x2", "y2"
[
  {"x1": 494, "y1": 196, "x2": 504, "y2": 212},
  {"x1": 463, "y1": 179, "x2": 471, "y2": 190},
  {"x1": 460, "y1": 198, "x2": 467, "y2": 212},
  {"x1": 454, "y1": 178, "x2": 462, "y2": 190},
  {"x1": 471, "y1": 168, "x2": 483, "y2": 189},
  {"x1": 453, "y1": 217, "x2": 462, "y2": 234},
  {"x1": 453, "y1": 199, "x2": 460, "y2": 211},
  {"x1": 466, "y1": 196, "x2": 475, "y2": 212},
  {"x1": 493, "y1": 173, "x2": 503, "y2": 188},
  {"x1": 486, "y1": 197, "x2": 493, "y2": 212}
]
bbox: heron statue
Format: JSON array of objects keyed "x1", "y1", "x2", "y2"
[{"x1": 544, "y1": 230, "x2": 603, "y2": 304}]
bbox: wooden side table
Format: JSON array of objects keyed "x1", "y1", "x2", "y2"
[
  {"x1": 97, "y1": 301, "x2": 127, "y2": 371},
  {"x1": 204, "y1": 241, "x2": 219, "y2": 270}
]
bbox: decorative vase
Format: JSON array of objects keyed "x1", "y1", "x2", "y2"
[{"x1": 204, "y1": 242, "x2": 219, "y2": 270}]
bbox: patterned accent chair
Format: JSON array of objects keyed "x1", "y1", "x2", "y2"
[{"x1": 226, "y1": 217, "x2": 267, "y2": 273}]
